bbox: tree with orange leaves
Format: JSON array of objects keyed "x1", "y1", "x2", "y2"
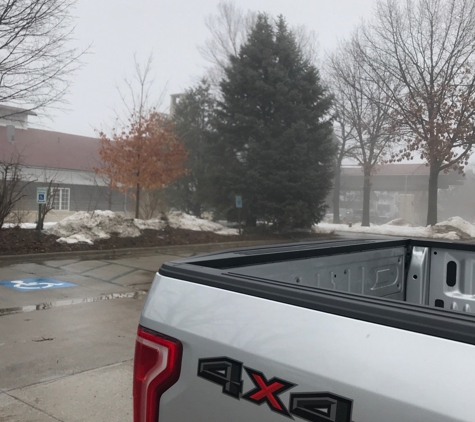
[{"x1": 96, "y1": 111, "x2": 188, "y2": 218}]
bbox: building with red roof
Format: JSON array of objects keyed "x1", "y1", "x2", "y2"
[{"x1": 0, "y1": 108, "x2": 132, "y2": 221}]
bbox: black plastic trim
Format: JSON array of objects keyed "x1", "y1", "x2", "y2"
[
  {"x1": 181, "y1": 238, "x2": 408, "y2": 269},
  {"x1": 159, "y1": 238, "x2": 475, "y2": 346}
]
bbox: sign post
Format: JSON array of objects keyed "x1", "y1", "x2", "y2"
[
  {"x1": 36, "y1": 188, "x2": 47, "y2": 231},
  {"x1": 235, "y1": 195, "x2": 243, "y2": 235}
]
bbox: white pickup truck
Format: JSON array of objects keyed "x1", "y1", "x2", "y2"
[{"x1": 133, "y1": 238, "x2": 475, "y2": 422}]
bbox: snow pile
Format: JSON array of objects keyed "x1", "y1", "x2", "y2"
[
  {"x1": 57, "y1": 234, "x2": 94, "y2": 245},
  {"x1": 316, "y1": 222, "x2": 431, "y2": 238},
  {"x1": 47, "y1": 211, "x2": 144, "y2": 244},
  {"x1": 12, "y1": 209, "x2": 475, "y2": 244},
  {"x1": 312, "y1": 225, "x2": 335, "y2": 234},
  {"x1": 133, "y1": 218, "x2": 166, "y2": 231},
  {"x1": 46, "y1": 210, "x2": 237, "y2": 244},
  {"x1": 434, "y1": 217, "x2": 475, "y2": 239},
  {"x1": 384, "y1": 218, "x2": 413, "y2": 227},
  {"x1": 167, "y1": 211, "x2": 239, "y2": 235},
  {"x1": 201, "y1": 211, "x2": 214, "y2": 221},
  {"x1": 316, "y1": 216, "x2": 475, "y2": 240}
]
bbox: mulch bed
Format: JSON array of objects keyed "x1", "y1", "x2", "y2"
[{"x1": 0, "y1": 226, "x2": 335, "y2": 256}]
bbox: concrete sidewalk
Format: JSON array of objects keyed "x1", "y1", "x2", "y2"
[{"x1": 0, "y1": 299, "x2": 142, "y2": 422}]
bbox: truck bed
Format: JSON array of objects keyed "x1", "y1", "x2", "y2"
[
  {"x1": 138, "y1": 238, "x2": 475, "y2": 422},
  {"x1": 158, "y1": 238, "x2": 475, "y2": 344}
]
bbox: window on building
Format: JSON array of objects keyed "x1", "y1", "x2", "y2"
[{"x1": 52, "y1": 188, "x2": 70, "y2": 211}]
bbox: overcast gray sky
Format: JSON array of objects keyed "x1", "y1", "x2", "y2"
[{"x1": 37, "y1": 0, "x2": 376, "y2": 137}]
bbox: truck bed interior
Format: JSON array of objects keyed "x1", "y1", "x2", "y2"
[{"x1": 164, "y1": 238, "x2": 475, "y2": 314}]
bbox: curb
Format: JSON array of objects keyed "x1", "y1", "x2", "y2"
[
  {"x1": 0, "y1": 239, "x2": 287, "y2": 264},
  {"x1": 0, "y1": 291, "x2": 147, "y2": 317}
]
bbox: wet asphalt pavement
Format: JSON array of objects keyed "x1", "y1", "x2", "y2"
[{"x1": 0, "y1": 251, "x2": 184, "y2": 421}]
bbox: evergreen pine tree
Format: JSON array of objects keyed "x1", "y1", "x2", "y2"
[
  {"x1": 210, "y1": 14, "x2": 335, "y2": 229},
  {"x1": 168, "y1": 79, "x2": 216, "y2": 216}
]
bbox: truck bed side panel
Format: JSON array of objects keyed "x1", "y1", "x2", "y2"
[{"x1": 140, "y1": 275, "x2": 473, "y2": 422}]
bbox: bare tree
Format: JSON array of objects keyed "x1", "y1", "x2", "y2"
[
  {"x1": 199, "y1": 1, "x2": 319, "y2": 89},
  {"x1": 328, "y1": 39, "x2": 396, "y2": 226},
  {"x1": 199, "y1": 1, "x2": 256, "y2": 68},
  {"x1": 198, "y1": 1, "x2": 256, "y2": 87},
  {"x1": 331, "y1": 119, "x2": 356, "y2": 224},
  {"x1": 31, "y1": 167, "x2": 65, "y2": 229},
  {"x1": 0, "y1": 155, "x2": 31, "y2": 228},
  {"x1": 114, "y1": 54, "x2": 167, "y2": 127},
  {"x1": 356, "y1": 0, "x2": 475, "y2": 225},
  {"x1": 35, "y1": 177, "x2": 60, "y2": 230},
  {"x1": 6, "y1": 197, "x2": 32, "y2": 227},
  {"x1": 293, "y1": 24, "x2": 320, "y2": 65},
  {"x1": 0, "y1": 0, "x2": 86, "y2": 119}
]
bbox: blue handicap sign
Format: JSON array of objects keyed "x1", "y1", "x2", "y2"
[
  {"x1": 0, "y1": 278, "x2": 77, "y2": 292},
  {"x1": 38, "y1": 194, "x2": 45, "y2": 201},
  {"x1": 235, "y1": 195, "x2": 243, "y2": 208}
]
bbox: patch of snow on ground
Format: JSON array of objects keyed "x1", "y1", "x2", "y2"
[
  {"x1": 385, "y1": 218, "x2": 413, "y2": 227},
  {"x1": 133, "y1": 218, "x2": 166, "y2": 231},
  {"x1": 312, "y1": 225, "x2": 335, "y2": 234},
  {"x1": 47, "y1": 211, "x2": 142, "y2": 244},
  {"x1": 167, "y1": 211, "x2": 239, "y2": 235},
  {"x1": 316, "y1": 222, "x2": 461, "y2": 240},
  {"x1": 44, "y1": 210, "x2": 237, "y2": 244},
  {"x1": 3, "y1": 222, "x2": 57, "y2": 229},
  {"x1": 57, "y1": 234, "x2": 94, "y2": 245}
]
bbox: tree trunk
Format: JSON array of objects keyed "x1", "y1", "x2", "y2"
[
  {"x1": 135, "y1": 183, "x2": 140, "y2": 219},
  {"x1": 192, "y1": 203, "x2": 201, "y2": 218},
  {"x1": 362, "y1": 168, "x2": 371, "y2": 227},
  {"x1": 107, "y1": 185, "x2": 112, "y2": 210},
  {"x1": 245, "y1": 215, "x2": 256, "y2": 227},
  {"x1": 332, "y1": 163, "x2": 341, "y2": 224},
  {"x1": 426, "y1": 163, "x2": 440, "y2": 226}
]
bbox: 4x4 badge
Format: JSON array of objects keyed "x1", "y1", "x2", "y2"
[{"x1": 198, "y1": 356, "x2": 354, "y2": 422}]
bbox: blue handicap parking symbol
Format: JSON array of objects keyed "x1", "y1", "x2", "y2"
[
  {"x1": 38, "y1": 194, "x2": 45, "y2": 201},
  {"x1": 0, "y1": 278, "x2": 77, "y2": 292}
]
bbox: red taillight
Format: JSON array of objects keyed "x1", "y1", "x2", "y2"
[{"x1": 133, "y1": 326, "x2": 183, "y2": 422}]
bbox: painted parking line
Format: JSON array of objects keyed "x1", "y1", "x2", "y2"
[{"x1": 0, "y1": 278, "x2": 77, "y2": 292}]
